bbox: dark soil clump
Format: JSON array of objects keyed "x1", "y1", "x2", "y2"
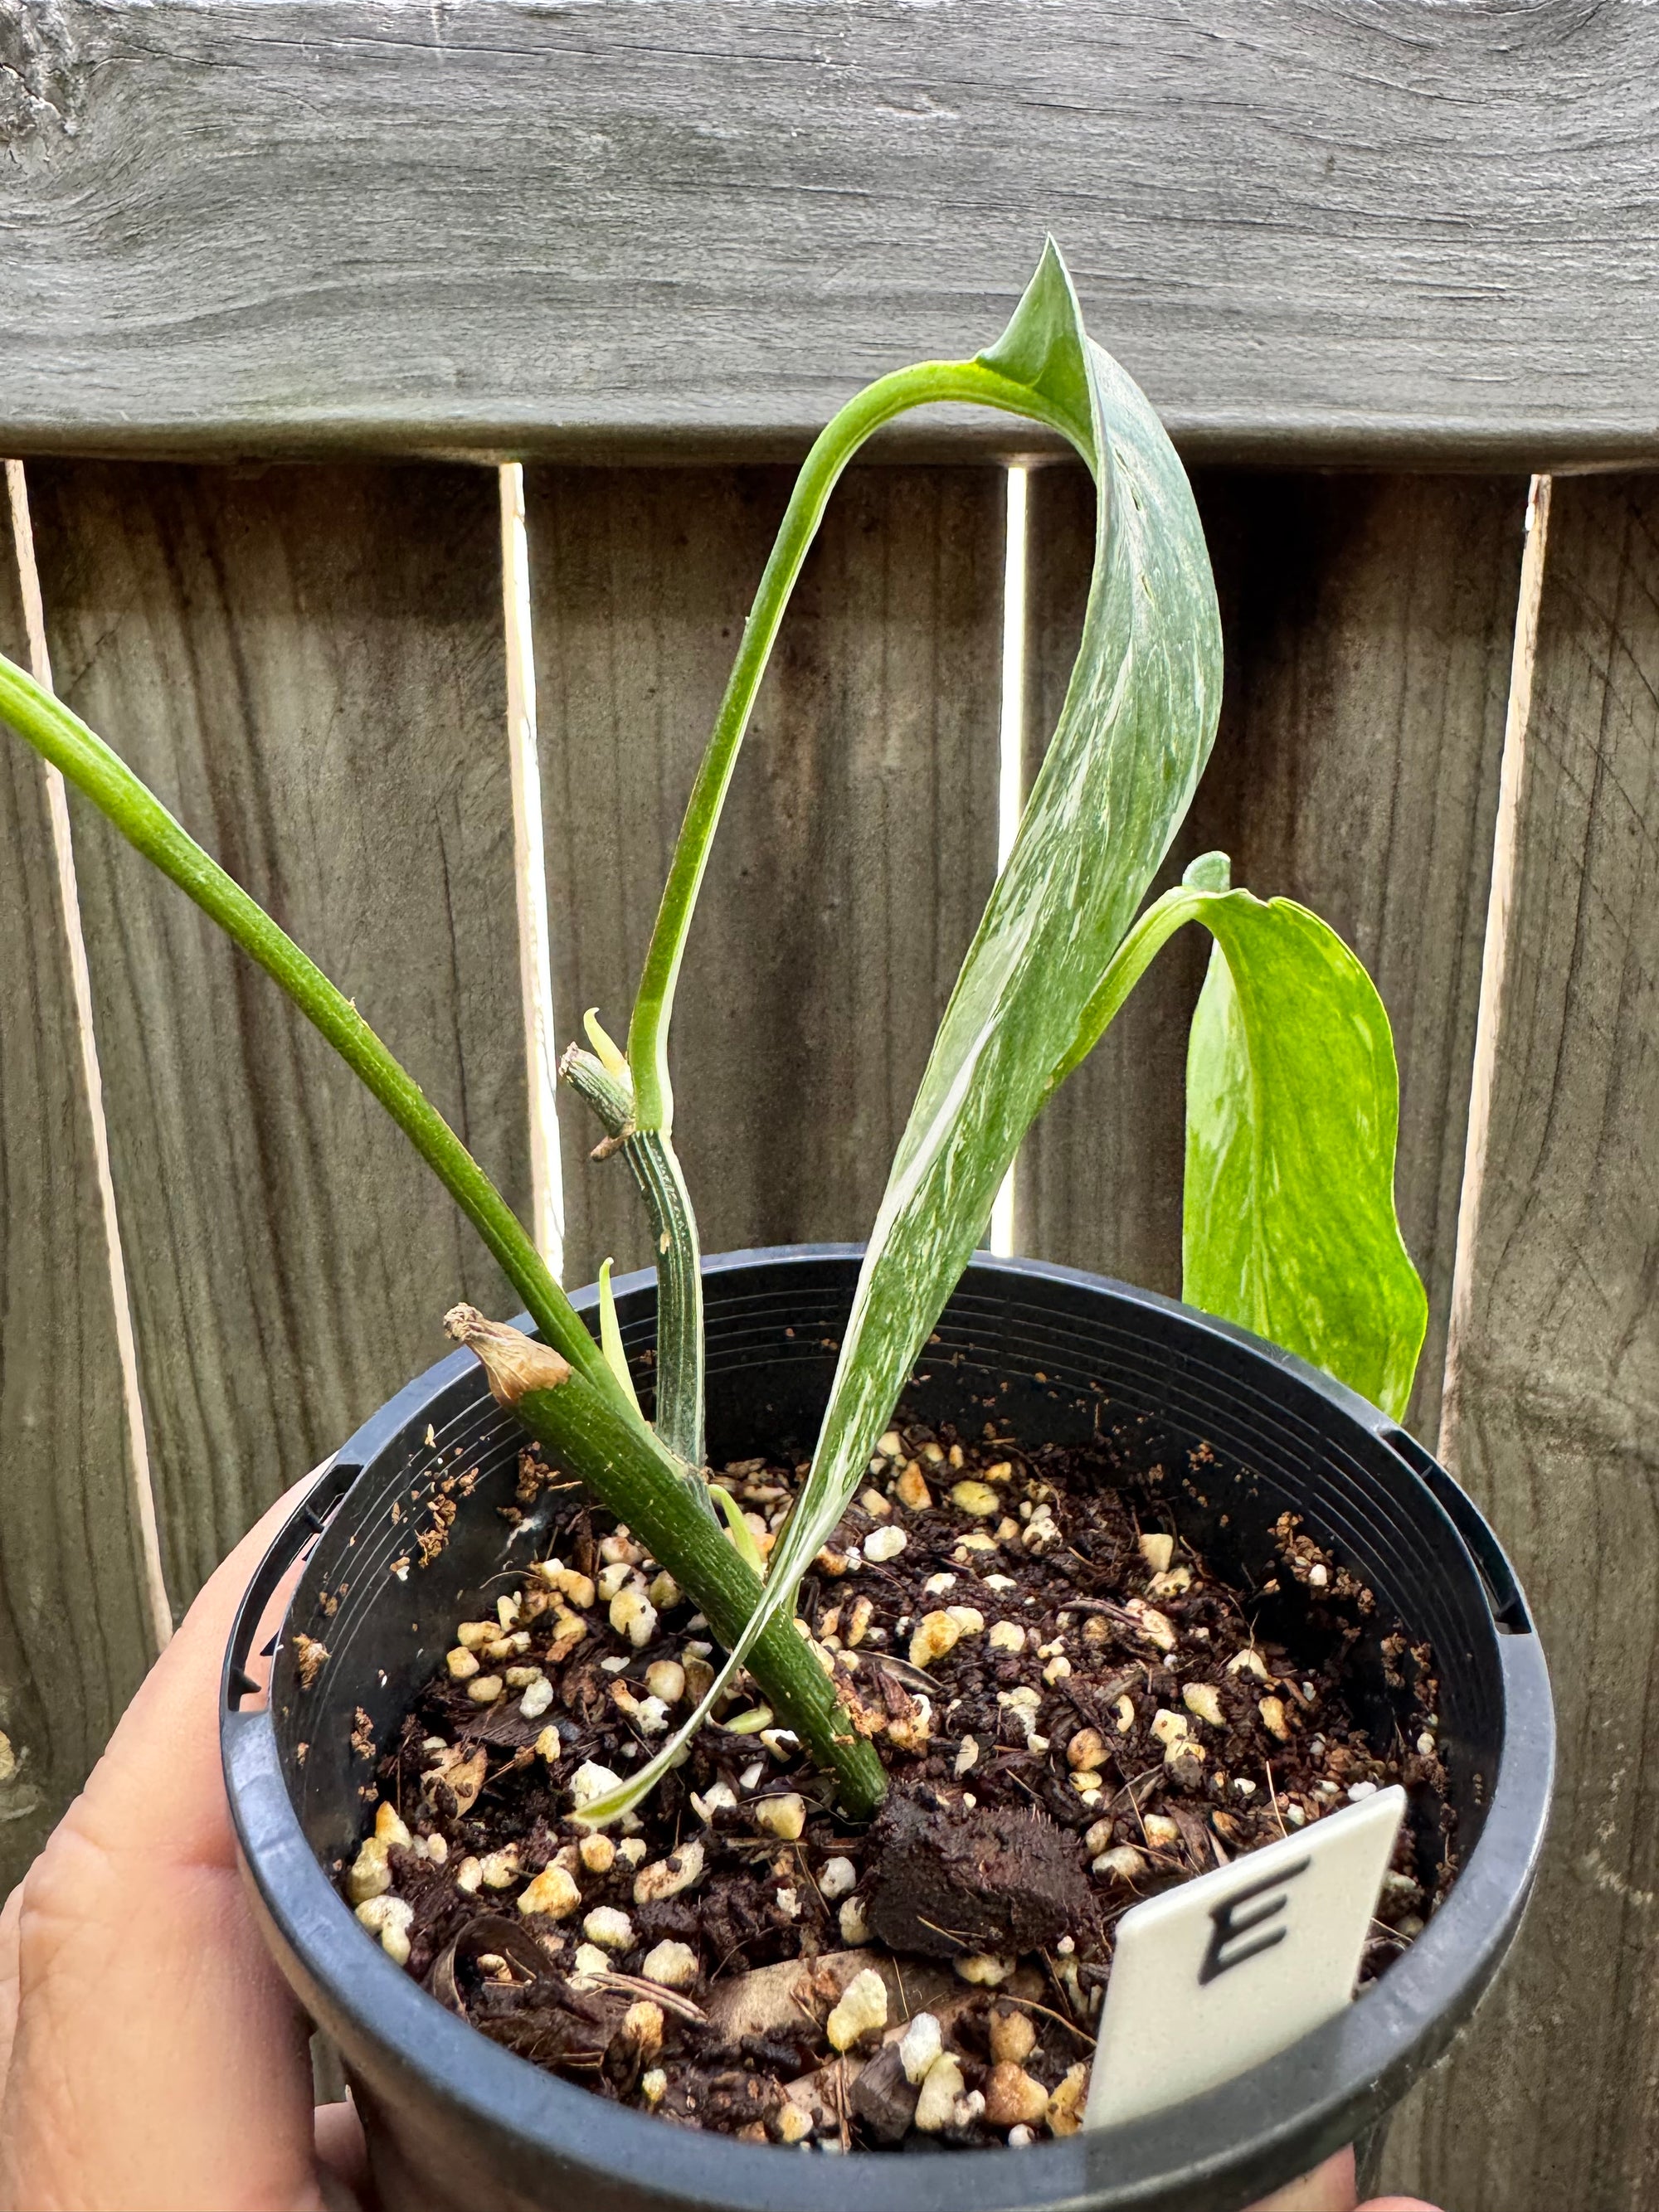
[
  {"x1": 338, "y1": 1417, "x2": 1449, "y2": 2151},
  {"x1": 862, "y1": 1794, "x2": 1095, "y2": 1958}
]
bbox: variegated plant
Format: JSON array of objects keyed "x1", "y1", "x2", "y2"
[{"x1": 0, "y1": 243, "x2": 1424, "y2": 1825}]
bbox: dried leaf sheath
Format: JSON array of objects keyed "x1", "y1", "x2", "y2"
[{"x1": 443, "y1": 1305, "x2": 572, "y2": 1405}]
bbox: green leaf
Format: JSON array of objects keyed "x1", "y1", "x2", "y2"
[
  {"x1": 1045, "y1": 848, "x2": 1427, "y2": 1420},
  {"x1": 708, "y1": 1482, "x2": 767, "y2": 1579},
  {"x1": 574, "y1": 241, "x2": 1223, "y2": 1823},
  {"x1": 1182, "y1": 892, "x2": 1428, "y2": 1422},
  {"x1": 771, "y1": 248, "x2": 1224, "y2": 1587},
  {"x1": 625, "y1": 245, "x2": 1094, "y2": 1137},
  {"x1": 678, "y1": 249, "x2": 1221, "y2": 1697},
  {"x1": 596, "y1": 1258, "x2": 642, "y2": 1414}
]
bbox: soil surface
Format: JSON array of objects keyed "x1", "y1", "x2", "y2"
[{"x1": 338, "y1": 1417, "x2": 1450, "y2": 2151}]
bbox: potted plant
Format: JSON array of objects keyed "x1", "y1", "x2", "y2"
[{"x1": 0, "y1": 243, "x2": 1551, "y2": 2212}]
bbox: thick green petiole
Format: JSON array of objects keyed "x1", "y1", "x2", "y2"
[
  {"x1": 445, "y1": 1310, "x2": 885, "y2": 1819},
  {"x1": 0, "y1": 651, "x2": 880, "y2": 1810},
  {"x1": 0, "y1": 655, "x2": 618, "y2": 1403},
  {"x1": 615, "y1": 1131, "x2": 705, "y2": 1470},
  {"x1": 625, "y1": 357, "x2": 1082, "y2": 1135}
]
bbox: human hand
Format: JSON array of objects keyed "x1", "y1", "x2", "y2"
[
  {"x1": 1251, "y1": 2147, "x2": 1442, "y2": 2210},
  {"x1": 0, "y1": 1476, "x2": 1446, "y2": 2212},
  {"x1": 0, "y1": 1476, "x2": 370, "y2": 2211}
]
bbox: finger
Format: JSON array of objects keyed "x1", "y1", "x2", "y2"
[
  {"x1": 1356, "y1": 2201, "x2": 1446, "y2": 2211},
  {"x1": 0, "y1": 1883, "x2": 20, "y2": 2088},
  {"x1": 1248, "y1": 2148, "x2": 1357, "y2": 2212},
  {"x1": 0, "y1": 1473, "x2": 345, "y2": 2212},
  {"x1": 314, "y1": 2098, "x2": 372, "y2": 2203}
]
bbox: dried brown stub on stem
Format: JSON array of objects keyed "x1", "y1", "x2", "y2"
[{"x1": 444, "y1": 1305, "x2": 572, "y2": 1408}]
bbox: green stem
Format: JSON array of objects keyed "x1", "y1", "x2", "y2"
[
  {"x1": 624, "y1": 1131, "x2": 705, "y2": 1471},
  {"x1": 625, "y1": 358, "x2": 1080, "y2": 1134},
  {"x1": 520, "y1": 1382, "x2": 884, "y2": 1816},
  {"x1": 559, "y1": 1045, "x2": 635, "y2": 1139},
  {"x1": 0, "y1": 651, "x2": 885, "y2": 1813},
  {"x1": 0, "y1": 656, "x2": 626, "y2": 1407},
  {"x1": 562, "y1": 1044, "x2": 707, "y2": 1474},
  {"x1": 450, "y1": 1315, "x2": 885, "y2": 1818}
]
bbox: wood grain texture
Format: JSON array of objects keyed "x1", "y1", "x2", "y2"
[
  {"x1": 1379, "y1": 475, "x2": 1659, "y2": 2210},
  {"x1": 0, "y1": 487, "x2": 157, "y2": 1879},
  {"x1": 530, "y1": 464, "x2": 1002, "y2": 1290},
  {"x1": 1018, "y1": 466, "x2": 1524, "y2": 1442},
  {"x1": 5, "y1": 2, "x2": 1659, "y2": 464},
  {"x1": 26, "y1": 459, "x2": 528, "y2": 1607}
]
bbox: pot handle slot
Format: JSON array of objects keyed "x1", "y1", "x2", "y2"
[
  {"x1": 1377, "y1": 1426, "x2": 1532, "y2": 1636},
  {"x1": 222, "y1": 1456, "x2": 359, "y2": 1710}
]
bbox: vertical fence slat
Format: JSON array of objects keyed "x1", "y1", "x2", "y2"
[
  {"x1": 0, "y1": 489, "x2": 156, "y2": 1880},
  {"x1": 27, "y1": 461, "x2": 528, "y2": 1608},
  {"x1": 1380, "y1": 474, "x2": 1659, "y2": 2210},
  {"x1": 1019, "y1": 467, "x2": 1524, "y2": 1444},
  {"x1": 529, "y1": 465, "x2": 1004, "y2": 1288}
]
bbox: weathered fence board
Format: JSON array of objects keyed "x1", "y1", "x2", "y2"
[
  {"x1": 24, "y1": 459, "x2": 528, "y2": 1607},
  {"x1": 7, "y1": 3, "x2": 1659, "y2": 466},
  {"x1": 1188, "y1": 473, "x2": 1526, "y2": 1441},
  {"x1": 530, "y1": 465, "x2": 1002, "y2": 1288},
  {"x1": 1379, "y1": 473, "x2": 1659, "y2": 2210},
  {"x1": 0, "y1": 483, "x2": 158, "y2": 1882},
  {"x1": 1019, "y1": 466, "x2": 1523, "y2": 1447}
]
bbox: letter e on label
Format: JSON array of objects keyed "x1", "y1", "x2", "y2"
[{"x1": 1084, "y1": 1785, "x2": 1406, "y2": 2129}]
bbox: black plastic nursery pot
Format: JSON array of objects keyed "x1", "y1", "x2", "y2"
[{"x1": 223, "y1": 1247, "x2": 1554, "y2": 2212}]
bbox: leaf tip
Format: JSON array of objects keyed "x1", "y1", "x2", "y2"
[
  {"x1": 596, "y1": 1259, "x2": 643, "y2": 1412},
  {"x1": 1182, "y1": 850, "x2": 1231, "y2": 893},
  {"x1": 582, "y1": 1008, "x2": 631, "y2": 1083}
]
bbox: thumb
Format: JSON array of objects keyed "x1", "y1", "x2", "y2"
[
  {"x1": 0, "y1": 1473, "x2": 345, "y2": 2212},
  {"x1": 1248, "y1": 2149, "x2": 1355, "y2": 2210}
]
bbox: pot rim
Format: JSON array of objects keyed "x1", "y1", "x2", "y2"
[{"x1": 224, "y1": 1245, "x2": 1554, "y2": 2212}]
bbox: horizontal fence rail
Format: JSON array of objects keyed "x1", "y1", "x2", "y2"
[
  {"x1": 0, "y1": 449, "x2": 1652, "y2": 2212},
  {"x1": 7, "y1": 2, "x2": 1659, "y2": 466}
]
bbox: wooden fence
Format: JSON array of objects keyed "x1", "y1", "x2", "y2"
[{"x1": 3, "y1": 6, "x2": 1659, "y2": 2207}]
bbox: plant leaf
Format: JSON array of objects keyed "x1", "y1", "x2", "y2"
[
  {"x1": 1182, "y1": 892, "x2": 1428, "y2": 1421},
  {"x1": 583, "y1": 1008, "x2": 632, "y2": 1088},
  {"x1": 624, "y1": 247, "x2": 1094, "y2": 1136},
  {"x1": 609, "y1": 246, "x2": 1220, "y2": 1791},
  {"x1": 763, "y1": 248, "x2": 1224, "y2": 1605},
  {"x1": 570, "y1": 242, "x2": 1224, "y2": 1825},
  {"x1": 708, "y1": 1483, "x2": 766, "y2": 1579},
  {"x1": 596, "y1": 1258, "x2": 642, "y2": 1414},
  {"x1": 1044, "y1": 848, "x2": 1427, "y2": 1419}
]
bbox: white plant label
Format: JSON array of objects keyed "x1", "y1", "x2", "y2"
[{"x1": 1085, "y1": 1784, "x2": 1407, "y2": 2131}]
